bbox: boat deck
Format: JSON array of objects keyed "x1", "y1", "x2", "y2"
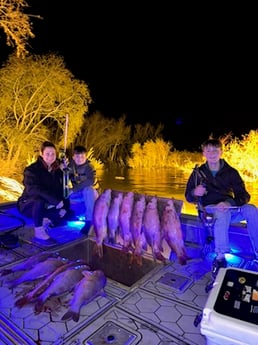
[{"x1": 0, "y1": 202, "x2": 257, "y2": 345}]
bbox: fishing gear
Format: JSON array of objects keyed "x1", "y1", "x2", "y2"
[{"x1": 61, "y1": 114, "x2": 70, "y2": 199}]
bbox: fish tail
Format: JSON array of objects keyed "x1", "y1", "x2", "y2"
[
  {"x1": 61, "y1": 310, "x2": 79, "y2": 322},
  {"x1": 178, "y1": 256, "x2": 187, "y2": 265},
  {"x1": 94, "y1": 243, "x2": 103, "y2": 257},
  {"x1": 0, "y1": 269, "x2": 13, "y2": 276},
  {"x1": 15, "y1": 296, "x2": 30, "y2": 308},
  {"x1": 133, "y1": 253, "x2": 143, "y2": 266}
]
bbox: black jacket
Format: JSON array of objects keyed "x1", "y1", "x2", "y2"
[
  {"x1": 185, "y1": 159, "x2": 250, "y2": 207},
  {"x1": 18, "y1": 156, "x2": 65, "y2": 207}
]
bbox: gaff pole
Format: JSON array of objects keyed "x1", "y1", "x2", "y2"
[{"x1": 63, "y1": 114, "x2": 70, "y2": 198}]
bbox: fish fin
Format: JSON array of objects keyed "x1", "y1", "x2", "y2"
[
  {"x1": 82, "y1": 270, "x2": 93, "y2": 278},
  {"x1": 0, "y1": 269, "x2": 13, "y2": 276},
  {"x1": 34, "y1": 300, "x2": 44, "y2": 313},
  {"x1": 178, "y1": 256, "x2": 188, "y2": 265},
  {"x1": 15, "y1": 296, "x2": 29, "y2": 308},
  {"x1": 61, "y1": 310, "x2": 79, "y2": 322},
  {"x1": 154, "y1": 251, "x2": 167, "y2": 263}
]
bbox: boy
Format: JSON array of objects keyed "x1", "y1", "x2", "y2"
[
  {"x1": 185, "y1": 138, "x2": 258, "y2": 277},
  {"x1": 68, "y1": 145, "x2": 97, "y2": 234}
]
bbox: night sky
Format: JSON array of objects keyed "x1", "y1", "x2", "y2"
[{"x1": 1, "y1": 1, "x2": 258, "y2": 151}]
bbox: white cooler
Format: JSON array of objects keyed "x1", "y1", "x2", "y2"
[{"x1": 200, "y1": 267, "x2": 258, "y2": 345}]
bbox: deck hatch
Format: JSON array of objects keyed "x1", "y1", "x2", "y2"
[
  {"x1": 86, "y1": 321, "x2": 137, "y2": 345},
  {"x1": 156, "y1": 272, "x2": 192, "y2": 293}
]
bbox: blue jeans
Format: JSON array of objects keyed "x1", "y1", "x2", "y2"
[
  {"x1": 205, "y1": 204, "x2": 258, "y2": 257},
  {"x1": 69, "y1": 187, "x2": 97, "y2": 221}
]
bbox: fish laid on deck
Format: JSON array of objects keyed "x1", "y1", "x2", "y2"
[
  {"x1": 14, "y1": 260, "x2": 89, "y2": 308},
  {"x1": 61, "y1": 269, "x2": 107, "y2": 322},
  {"x1": 6, "y1": 257, "x2": 68, "y2": 288},
  {"x1": 0, "y1": 251, "x2": 60, "y2": 277},
  {"x1": 34, "y1": 263, "x2": 90, "y2": 313}
]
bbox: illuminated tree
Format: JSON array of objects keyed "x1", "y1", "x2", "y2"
[
  {"x1": 81, "y1": 112, "x2": 131, "y2": 164},
  {"x1": 0, "y1": 53, "x2": 91, "y2": 175},
  {"x1": 0, "y1": 0, "x2": 39, "y2": 58}
]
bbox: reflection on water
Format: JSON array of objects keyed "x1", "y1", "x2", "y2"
[
  {"x1": 97, "y1": 167, "x2": 258, "y2": 215},
  {"x1": 1, "y1": 167, "x2": 258, "y2": 216}
]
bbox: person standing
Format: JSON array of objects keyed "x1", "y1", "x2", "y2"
[
  {"x1": 68, "y1": 145, "x2": 98, "y2": 235},
  {"x1": 185, "y1": 138, "x2": 258, "y2": 277},
  {"x1": 17, "y1": 141, "x2": 70, "y2": 246}
]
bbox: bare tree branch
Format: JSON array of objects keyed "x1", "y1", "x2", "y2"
[{"x1": 0, "y1": 0, "x2": 42, "y2": 58}]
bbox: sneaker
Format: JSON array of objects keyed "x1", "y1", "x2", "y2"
[
  {"x1": 33, "y1": 237, "x2": 57, "y2": 247},
  {"x1": 80, "y1": 221, "x2": 92, "y2": 235},
  {"x1": 211, "y1": 257, "x2": 227, "y2": 278}
]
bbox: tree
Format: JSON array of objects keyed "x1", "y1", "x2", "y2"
[
  {"x1": 0, "y1": 0, "x2": 39, "y2": 58},
  {"x1": 81, "y1": 112, "x2": 131, "y2": 164},
  {"x1": 0, "y1": 53, "x2": 91, "y2": 175}
]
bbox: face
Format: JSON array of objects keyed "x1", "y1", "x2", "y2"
[
  {"x1": 73, "y1": 153, "x2": 87, "y2": 165},
  {"x1": 202, "y1": 145, "x2": 222, "y2": 164},
  {"x1": 41, "y1": 147, "x2": 57, "y2": 166}
]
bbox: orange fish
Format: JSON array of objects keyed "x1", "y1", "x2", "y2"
[{"x1": 160, "y1": 199, "x2": 187, "y2": 265}]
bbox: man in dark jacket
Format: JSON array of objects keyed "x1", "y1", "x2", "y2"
[
  {"x1": 17, "y1": 141, "x2": 70, "y2": 246},
  {"x1": 68, "y1": 145, "x2": 98, "y2": 235},
  {"x1": 185, "y1": 138, "x2": 258, "y2": 276}
]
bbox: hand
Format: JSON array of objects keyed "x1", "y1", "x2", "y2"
[
  {"x1": 56, "y1": 200, "x2": 64, "y2": 209},
  {"x1": 194, "y1": 185, "x2": 207, "y2": 197},
  {"x1": 60, "y1": 157, "x2": 69, "y2": 170},
  {"x1": 59, "y1": 208, "x2": 67, "y2": 218},
  {"x1": 216, "y1": 201, "x2": 231, "y2": 212}
]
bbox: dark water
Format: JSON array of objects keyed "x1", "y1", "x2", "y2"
[{"x1": 97, "y1": 167, "x2": 258, "y2": 215}]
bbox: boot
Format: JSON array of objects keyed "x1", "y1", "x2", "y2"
[{"x1": 34, "y1": 226, "x2": 50, "y2": 240}]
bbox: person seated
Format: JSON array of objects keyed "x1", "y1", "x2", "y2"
[
  {"x1": 68, "y1": 145, "x2": 98, "y2": 235},
  {"x1": 17, "y1": 141, "x2": 70, "y2": 246},
  {"x1": 185, "y1": 138, "x2": 258, "y2": 277}
]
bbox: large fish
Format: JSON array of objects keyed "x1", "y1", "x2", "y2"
[
  {"x1": 92, "y1": 189, "x2": 112, "y2": 257},
  {"x1": 142, "y1": 196, "x2": 166, "y2": 262},
  {"x1": 160, "y1": 199, "x2": 187, "y2": 265},
  {"x1": 130, "y1": 194, "x2": 147, "y2": 265},
  {"x1": 14, "y1": 260, "x2": 88, "y2": 308},
  {"x1": 119, "y1": 191, "x2": 134, "y2": 252},
  {"x1": 107, "y1": 191, "x2": 123, "y2": 244},
  {"x1": 0, "y1": 251, "x2": 59, "y2": 276},
  {"x1": 61, "y1": 270, "x2": 107, "y2": 322},
  {"x1": 6, "y1": 257, "x2": 68, "y2": 288},
  {"x1": 34, "y1": 264, "x2": 90, "y2": 313}
]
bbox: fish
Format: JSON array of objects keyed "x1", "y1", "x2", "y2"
[
  {"x1": 6, "y1": 257, "x2": 68, "y2": 289},
  {"x1": 142, "y1": 196, "x2": 166, "y2": 262},
  {"x1": 92, "y1": 189, "x2": 112, "y2": 257},
  {"x1": 160, "y1": 199, "x2": 187, "y2": 265},
  {"x1": 0, "y1": 251, "x2": 59, "y2": 276},
  {"x1": 107, "y1": 191, "x2": 123, "y2": 244},
  {"x1": 14, "y1": 260, "x2": 89, "y2": 308},
  {"x1": 61, "y1": 269, "x2": 107, "y2": 322},
  {"x1": 34, "y1": 263, "x2": 90, "y2": 313},
  {"x1": 130, "y1": 194, "x2": 147, "y2": 265},
  {"x1": 119, "y1": 191, "x2": 134, "y2": 252}
]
